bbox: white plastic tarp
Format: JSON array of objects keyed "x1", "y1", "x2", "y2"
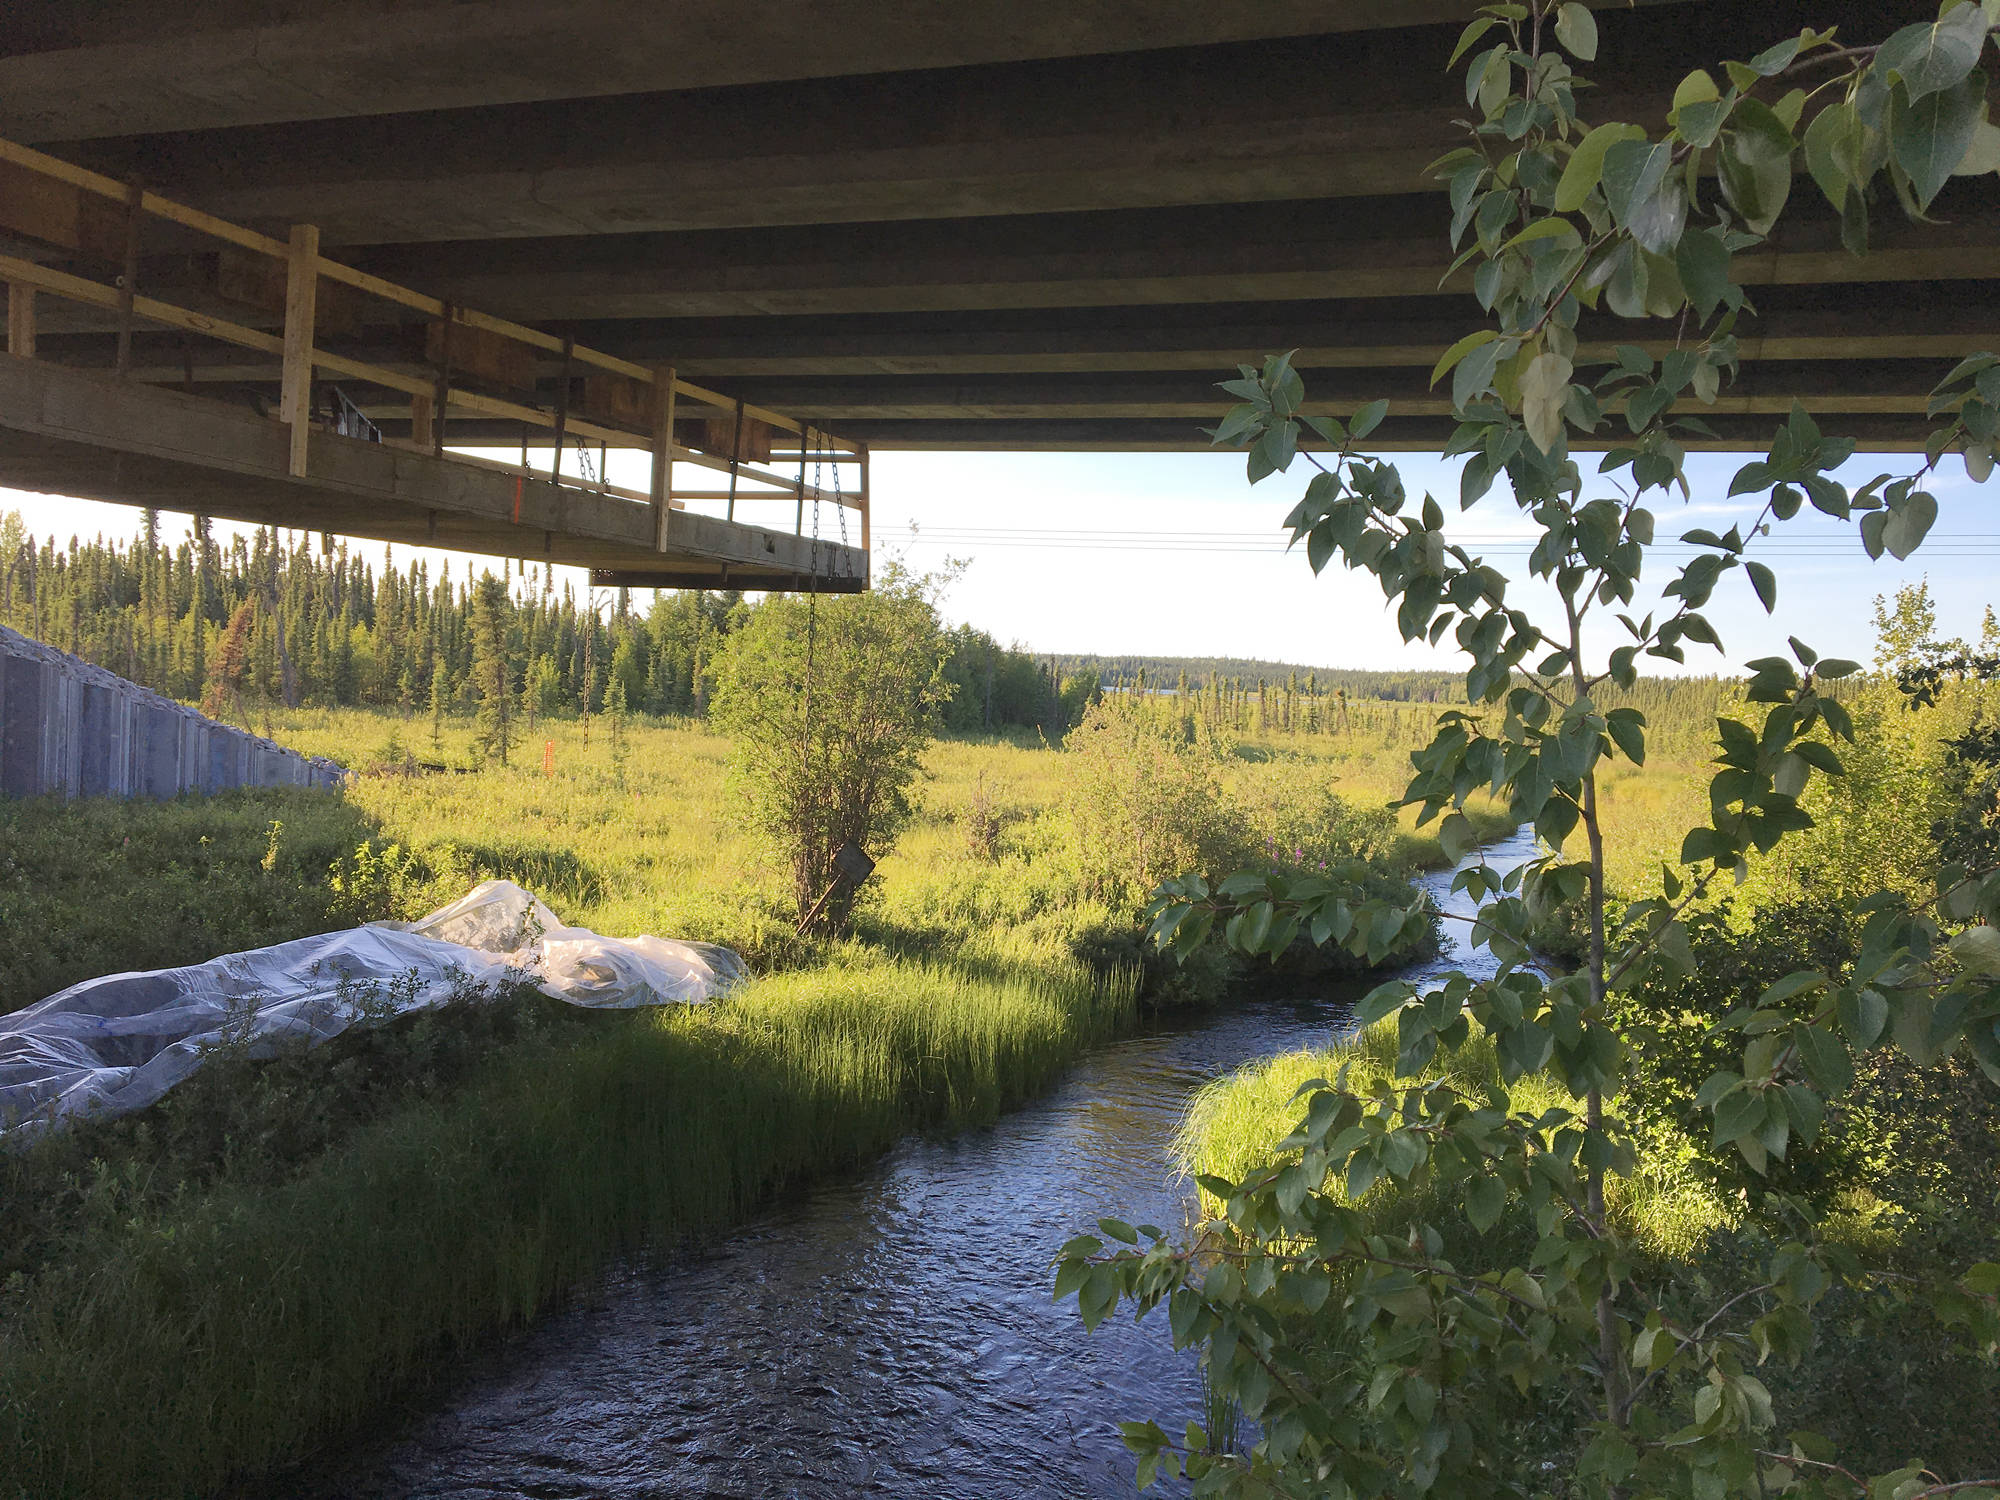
[{"x1": 0, "y1": 881, "x2": 745, "y2": 1139}]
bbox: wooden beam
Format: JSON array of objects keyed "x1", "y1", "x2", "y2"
[
  {"x1": 6, "y1": 283, "x2": 33, "y2": 358},
  {"x1": 280, "y1": 223, "x2": 320, "y2": 478}
]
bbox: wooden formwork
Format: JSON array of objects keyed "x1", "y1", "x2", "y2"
[{"x1": 0, "y1": 134, "x2": 869, "y2": 591}]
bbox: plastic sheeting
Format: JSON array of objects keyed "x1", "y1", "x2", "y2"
[{"x1": 0, "y1": 881, "x2": 746, "y2": 1139}]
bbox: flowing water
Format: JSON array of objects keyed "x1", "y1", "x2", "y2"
[{"x1": 317, "y1": 830, "x2": 1536, "y2": 1500}]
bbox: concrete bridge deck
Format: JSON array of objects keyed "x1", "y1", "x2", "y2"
[{"x1": 0, "y1": 0, "x2": 1992, "y2": 461}]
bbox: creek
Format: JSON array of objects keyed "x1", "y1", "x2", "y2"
[{"x1": 316, "y1": 829, "x2": 1537, "y2": 1499}]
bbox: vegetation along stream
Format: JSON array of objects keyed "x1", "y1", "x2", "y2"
[{"x1": 307, "y1": 829, "x2": 1537, "y2": 1499}]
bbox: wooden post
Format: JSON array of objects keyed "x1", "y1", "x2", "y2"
[
  {"x1": 858, "y1": 440, "x2": 871, "y2": 574},
  {"x1": 5, "y1": 284, "x2": 34, "y2": 358},
  {"x1": 650, "y1": 367, "x2": 677, "y2": 550},
  {"x1": 407, "y1": 392, "x2": 434, "y2": 453},
  {"x1": 115, "y1": 177, "x2": 144, "y2": 378},
  {"x1": 726, "y1": 398, "x2": 744, "y2": 522},
  {"x1": 795, "y1": 425, "x2": 808, "y2": 536},
  {"x1": 280, "y1": 223, "x2": 320, "y2": 478},
  {"x1": 431, "y1": 304, "x2": 455, "y2": 455},
  {"x1": 548, "y1": 335, "x2": 573, "y2": 487}
]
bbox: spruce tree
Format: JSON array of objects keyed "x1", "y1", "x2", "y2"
[{"x1": 469, "y1": 571, "x2": 513, "y2": 765}]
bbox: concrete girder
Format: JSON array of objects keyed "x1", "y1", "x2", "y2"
[
  {"x1": 333, "y1": 189, "x2": 2000, "y2": 323},
  {"x1": 0, "y1": 0, "x2": 1643, "y2": 142}
]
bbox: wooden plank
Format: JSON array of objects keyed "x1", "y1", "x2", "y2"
[
  {"x1": 425, "y1": 315, "x2": 537, "y2": 393},
  {"x1": 6, "y1": 284, "x2": 33, "y2": 358},
  {"x1": 579, "y1": 371, "x2": 653, "y2": 429},
  {"x1": 0, "y1": 253, "x2": 284, "y2": 354},
  {"x1": 209, "y1": 245, "x2": 365, "y2": 337},
  {"x1": 313, "y1": 347, "x2": 436, "y2": 400},
  {"x1": 701, "y1": 409, "x2": 773, "y2": 465},
  {"x1": 281, "y1": 224, "x2": 320, "y2": 479},
  {"x1": 0, "y1": 157, "x2": 129, "y2": 261}
]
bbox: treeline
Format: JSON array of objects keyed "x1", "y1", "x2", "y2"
[
  {"x1": 1053, "y1": 655, "x2": 1472, "y2": 702},
  {"x1": 2, "y1": 510, "x2": 1736, "y2": 760},
  {"x1": 0, "y1": 511, "x2": 1076, "y2": 739}
]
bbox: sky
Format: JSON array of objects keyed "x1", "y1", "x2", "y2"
[{"x1": 4, "y1": 446, "x2": 1996, "y2": 676}]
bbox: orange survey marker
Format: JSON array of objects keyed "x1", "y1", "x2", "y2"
[{"x1": 543, "y1": 740, "x2": 554, "y2": 778}]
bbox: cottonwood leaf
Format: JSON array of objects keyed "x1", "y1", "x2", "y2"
[
  {"x1": 1556, "y1": 122, "x2": 1647, "y2": 212},
  {"x1": 1521, "y1": 352, "x2": 1574, "y2": 455},
  {"x1": 1718, "y1": 99, "x2": 1796, "y2": 235},
  {"x1": 1554, "y1": 2, "x2": 1598, "y2": 61},
  {"x1": 1882, "y1": 490, "x2": 1938, "y2": 559},
  {"x1": 1804, "y1": 100, "x2": 1864, "y2": 209},
  {"x1": 1875, "y1": 5, "x2": 1992, "y2": 103},
  {"x1": 1893, "y1": 71, "x2": 1989, "y2": 207}
]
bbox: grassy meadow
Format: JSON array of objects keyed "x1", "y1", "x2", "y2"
[{"x1": 0, "y1": 696, "x2": 1551, "y2": 1499}]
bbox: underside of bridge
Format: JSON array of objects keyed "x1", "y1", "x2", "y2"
[{"x1": 0, "y1": 0, "x2": 1991, "y2": 505}]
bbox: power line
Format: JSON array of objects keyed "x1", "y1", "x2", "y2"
[{"x1": 873, "y1": 526, "x2": 2000, "y2": 556}]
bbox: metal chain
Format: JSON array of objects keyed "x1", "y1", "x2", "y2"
[{"x1": 574, "y1": 435, "x2": 595, "y2": 485}]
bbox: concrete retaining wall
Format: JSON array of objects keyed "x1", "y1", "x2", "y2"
[{"x1": 0, "y1": 625, "x2": 345, "y2": 800}]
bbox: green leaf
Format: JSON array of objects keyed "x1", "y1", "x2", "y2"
[
  {"x1": 1453, "y1": 337, "x2": 1517, "y2": 411},
  {"x1": 1804, "y1": 100, "x2": 1863, "y2": 210},
  {"x1": 1794, "y1": 1023, "x2": 1855, "y2": 1095},
  {"x1": 1349, "y1": 399, "x2": 1389, "y2": 441},
  {"x1": 1439, "y1": 810, "x2": 1480, "y2": 863},
  {"x1": 1431, "y1": 328, "x2": 1501, "y2": 388},
  {"x1": 1892, "y1": 70, "x2": 1989, "y2": 208},
  {"x1": 1838, "y1": 987, "x2": 1889, "y2": 1048},
  {"x1": 1950, "y1": 923, "x2": 2000, "y2": 975},
  {"x1": 1521, "y1": 351, "x2": 1574, "y2": 455},
  {"x1": 1553, "y1": 1, "x2": 1598, "y2": 61},
  {"x1": 1602, "y1": 138, "x2": 1685, "y2": 254},
  {"x1": 1606, "y1": 707, "x2": 1647, "y2": 764},
  {"x1": 1500, "y1": 217, "x2": 1583, "y2": 252},
  {"x1": 1675, "y1": 229, "x2": 1733, "y2": 320},
  {"x1": 1746, "y1": 559, "x2": 1777, "y2": 612},
  {"x1": 1465, "y1": 1172, "x2": 1507, "y2": 1231},
  {"x1": 1447, "y1": 14, "x2": 1502, "y2": 68},
  {"x1": 1556, "y1": 122, "x2": 1648, "y2": 213},
  {"x1": 1718, "y1": 98, "x2": 1797, "y2": 236},
  {"x1": 1882, "y1": 490, "x2": 1939, "y2": 559},
  {"x1": 1875, "y1": 5, "x2": 1992, "y2": 103},
  {"x1": 1712, "y1": 1086, "x2": 1765, "y2": 1145}
]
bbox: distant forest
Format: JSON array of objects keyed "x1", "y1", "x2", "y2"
[
  {"x1": 2, "y1": 510, "x2": 1728, "y2": 754},
  {"x1": 1051, "y1": 655, "x2": 1471, "y2": 701}
]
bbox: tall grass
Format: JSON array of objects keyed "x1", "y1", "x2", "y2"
[{"x1": 0, "y1": 950, "x2": 1134, "y2": 1500}]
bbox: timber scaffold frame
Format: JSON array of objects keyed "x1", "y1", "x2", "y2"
[{"x1": 0, "y1": 134, "x2": 869, "y2": 593}]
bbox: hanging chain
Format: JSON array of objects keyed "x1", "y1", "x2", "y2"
[{"x1": 574, "y1": 435, "x2": 595, "y2": 485}]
